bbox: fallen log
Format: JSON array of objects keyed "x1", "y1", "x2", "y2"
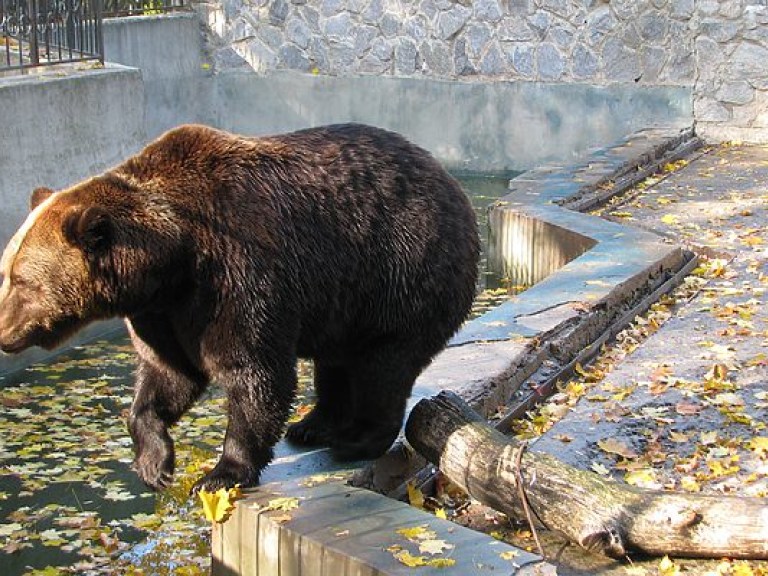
[{"x1": 404, "y1": 391, "x2": 768, "y2": 560}]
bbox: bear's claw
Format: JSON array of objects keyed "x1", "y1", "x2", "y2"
[
  {"x1": 133, "y1": 454, "x2": 175, "y2": 491},
  {"x1": 131, "y1": 428, "x2": 175, "y2": 491}
]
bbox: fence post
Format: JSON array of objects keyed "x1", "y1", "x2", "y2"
[
  {"x1": 27, "y1": 0, "x2": 38, "y2": 65},
  {"x1": 94, "y1": 0, "x2": 103, "y2": 64}
]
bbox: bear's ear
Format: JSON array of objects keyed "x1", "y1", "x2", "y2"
[
  {"x1": 62, "y1": 206, "x2": 113, "y2": 253},
  {"x1": 30, "y1": 187, "x2": 55, "y2": 210}
]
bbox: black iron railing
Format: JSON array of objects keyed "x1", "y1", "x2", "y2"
[
  {"x1": 102, "y1": 0, "x2": 185, "y2": 17},
  {"x1": 1, "y1": 0, "x2": 103, "y2": 71}
]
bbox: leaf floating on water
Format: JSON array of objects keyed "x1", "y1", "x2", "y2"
[
  {"x1": 0, "y1": 522, "x2": 23, "y2": 537},
  {"x1": 24, "y1": 567, "x2": 66, "y2": 576}
]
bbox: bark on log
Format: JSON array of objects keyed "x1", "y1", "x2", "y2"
[{"x1": 405, "y1": 391, "x2": 768, "y2": 560}]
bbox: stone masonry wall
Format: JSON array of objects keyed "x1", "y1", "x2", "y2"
[
  {"x1": 194, "y1": 0, "x2": 768, "y2": 143},
  {"x1": 200, "y1": 0, "x2": 697, "y2": 85},
  {"x1": 694, "y1": 0, "x2": 768, "y2": 142}
]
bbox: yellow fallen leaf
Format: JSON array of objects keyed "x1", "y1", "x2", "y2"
[
  {"x1": 597, "y1": 438, "x2": 638, "y2": 459},
  {"x1": 427, "y1": 558, "x2": 457, "y2": 568},
  {"x1": 264, "y1": 496, "x2": 300, "y2": 512},
  {"x1": 406, "y1": 481, "x2": 425, "y2": 509},
  {"x1": 198, "y1": 485, "x2": 244, "y2": 523},
  {"x1": 396, "y1": 525, "x2": 435, "y2": 541},
  {"x1": 661, "y1": 214, "x2": 679, "y2": 225},
  {"x1": 393, "y1": 550, "x2": 428, "y2": 567},
  {"x1": 680, "y1": 476, "x2": 701, "y2": 493},
  {"x1": 624, "y1": 469, "x2": 658, "y2": 488},
  {"x1": 434, "y1": 508, "x2": 447, "y2": 520},
  {"x1": 732, "y1": 560, "x2": 757, "y2": 576},
  {"x1": 749, "y1": 437, "x2": 768, "y2": 456},
  {"x1": 392, "y1": 549, "x2": 456, "y2": 568},
  {"x1": 500, "y1": 550, "x2": 520, "y2": 560},
  {"x1": 658, "y1": 555, "x2": 681, "y2": 576}
]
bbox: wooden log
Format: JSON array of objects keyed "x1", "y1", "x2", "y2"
[{"x1": 405, "y1": 391, "x2": 768, "y2": 560}]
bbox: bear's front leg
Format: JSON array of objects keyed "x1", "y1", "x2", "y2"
[
  {"x1": 191, "y1": 358, "x2": 296, "y2": 493},
  {"x1": 129, "y1": 360, "x2": 208, "y2": 490}
]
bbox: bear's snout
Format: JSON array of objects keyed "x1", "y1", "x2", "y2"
[
  {"x1": 0, "y1": 308, "x2": 30, "y2": 354},
  {"x1": 0, "y1": 283, "x2": 37, "y2": 354}
]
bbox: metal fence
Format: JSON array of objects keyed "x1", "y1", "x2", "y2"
[
  {"x1": 102, "y1": 0, "x2": 185, "y2": 17},
  {"x1": 1, "y1": 0, "x2": 104, "y2": 71}
]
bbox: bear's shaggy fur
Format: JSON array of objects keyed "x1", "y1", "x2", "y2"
[{"x1": 0, "y1": 124, "x2": 479, "y2": 492}]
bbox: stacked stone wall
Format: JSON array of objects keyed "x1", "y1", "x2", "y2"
[
  {"x1": 194, "y1": 0, "x2": 768, "y2": 142},
  {"x1": 199, "y1": 0, "x2": 697, "y2": 85},
  {"x1": 694, "y1": 0, "x2": 768, "y2": 141}
]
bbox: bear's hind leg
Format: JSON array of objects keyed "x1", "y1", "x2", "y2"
[
  {"x1": 286, "y1": 362, "x2": 350, "y2": 447},
  {"x1": 331, "y1": 342, "x2": 427, "y2": 461},
  {"x1": 129, "y1": 361, "x2": 207, "y2": 491}
]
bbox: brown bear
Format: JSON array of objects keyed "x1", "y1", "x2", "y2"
[{"x1": 0, "y1": 124, "x2": 479, "y2": 492}]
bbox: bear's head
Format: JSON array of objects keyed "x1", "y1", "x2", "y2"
[{"x1": 0, "y1": 176, "x2": 188, "y2": 353}]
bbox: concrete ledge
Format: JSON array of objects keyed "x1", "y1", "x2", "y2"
[{"x1": 213, "y1": 478, "x2": 543, "y2": 576}]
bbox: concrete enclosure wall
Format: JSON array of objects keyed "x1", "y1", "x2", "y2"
[
  {"x1": 97, "y1": 13, "x2": 692, "y2": 172},
  {"x1": 0, "y1": 65, "x2": 146, "y2": 250},
  {"x1": 211, "y1": 70, "x2": 691, "y2": 171},
  {"x1": 195, "y1": 0, "x2": 768, "y2": 144},
  {"x1": 103, "y1": 13, "x2": 213, "y2": 138}
]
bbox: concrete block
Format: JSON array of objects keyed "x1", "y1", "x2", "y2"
[{"x1": 0, "y1": 64, "x2": 146, "y2": 251}]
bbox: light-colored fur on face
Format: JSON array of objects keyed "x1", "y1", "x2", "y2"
[
  {"x1": 0, "y1": 192, "x2": 59, "y2": 284},
  {"x1": 0, "y1": 191, "x2": 94, "y2": 353}
]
